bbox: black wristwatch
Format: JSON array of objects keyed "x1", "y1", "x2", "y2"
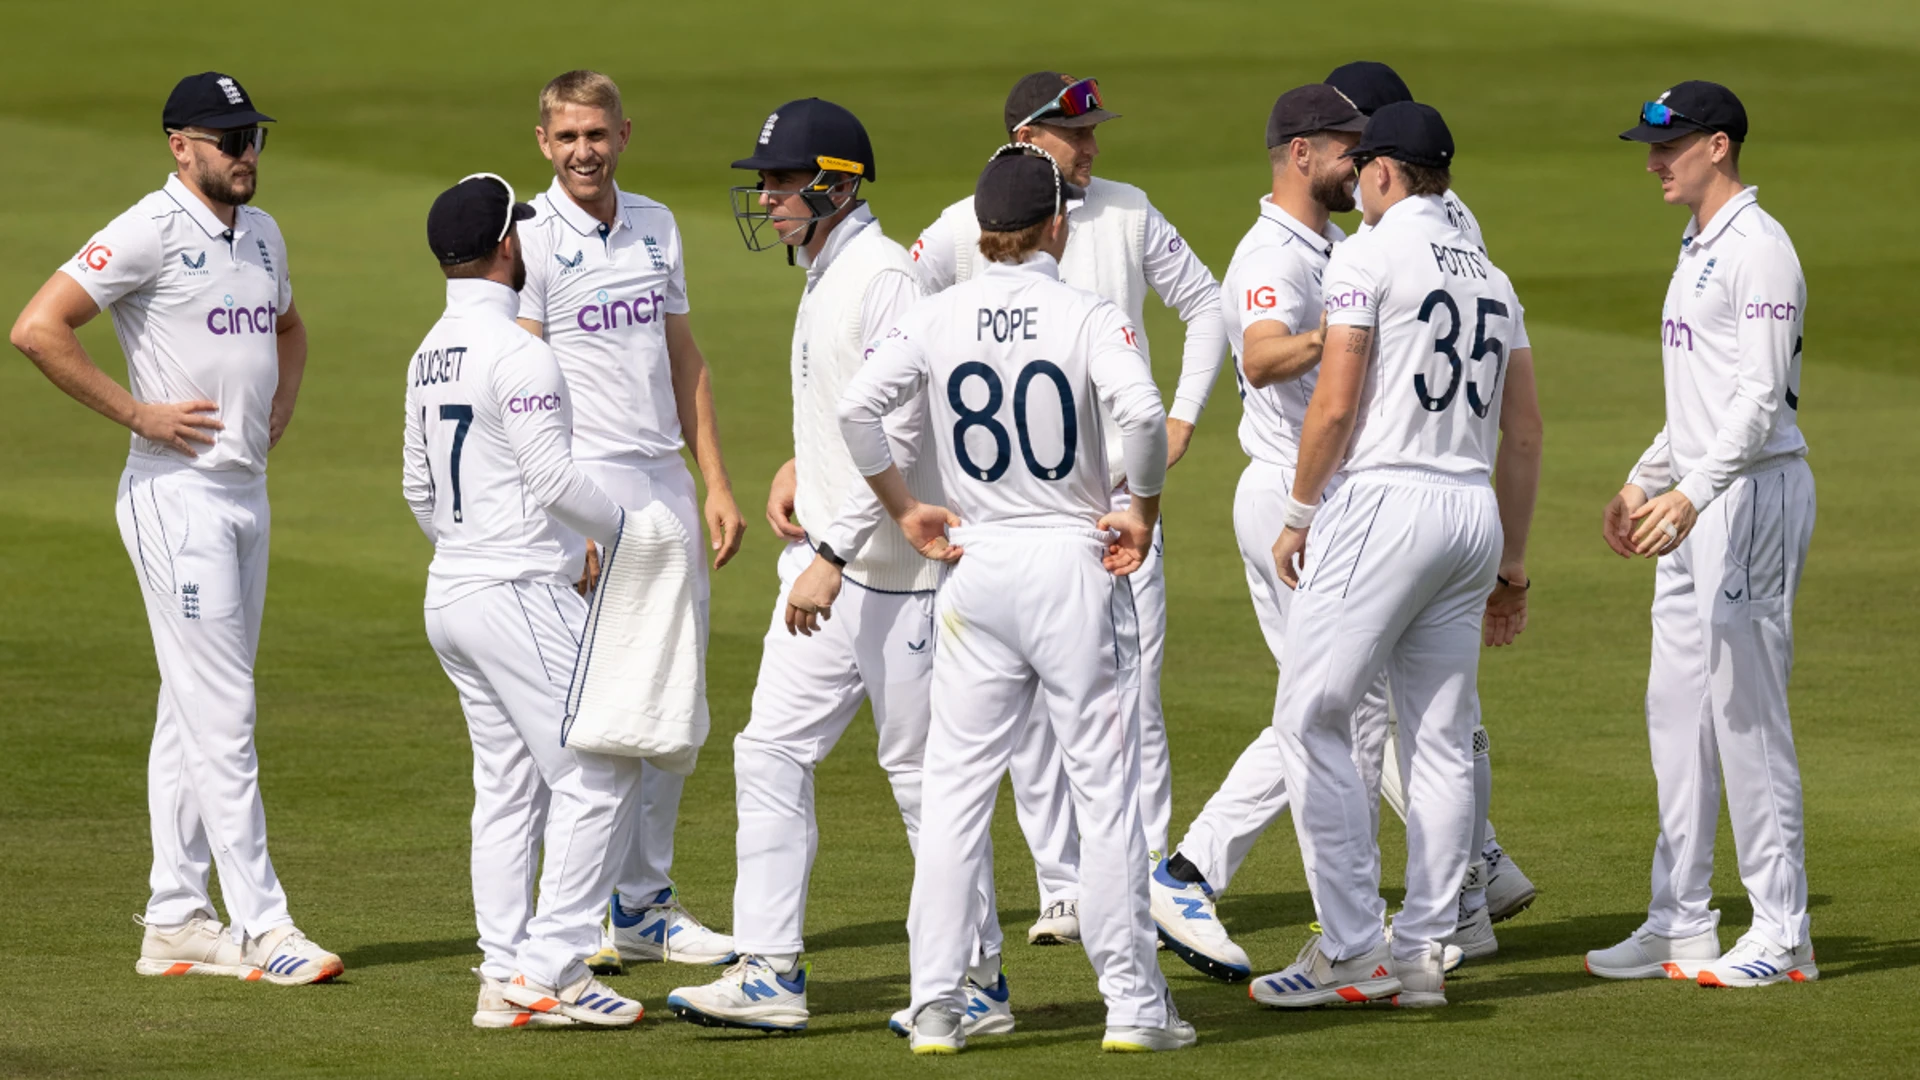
[
  {"x1": 1498, "y1": 574, "x2": 1530, "y2": 590},
  {"x1": 816, "y1": 542, "x2": 848, "y2": 568}
]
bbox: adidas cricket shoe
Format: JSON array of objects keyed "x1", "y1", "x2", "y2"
[
  {"x1": 1584, "y1": 915, "x2": 1722, "y2": 980},
  {"x1": 1441, "y1": 903, "x2": 1499, "y2": 960},
  {"x1": 1391, "y1": 942, "x2": 1448, "y2": 1008},
  {"x1": 501, "y1": 971, "x2": 642, "y2": 1026},
  {"x1": 241, "y1": 926, "x2": 344, "y2": 985},
  {"x1": 666, "y1": 956, "x2": 808, "y2": 1032},
  {"x1": 473, "y1": 968, "x2": 574, "y2": 1029},
  {"x1": 133, "y1": 915, "x2": 251, "y2": 978},
  {"x1": 909, "y1": 1005, "x2": 965, "y2": 1055},
  {"x1": 1150, "y1": 858, "x2": 1251, "y2": 983},
  {"x1": 1696, "y1": 935, "x2": 1818, "y2": 988},
  {"x1": 1249, "y1": 933, "x2": 1400, "y2": 1008},
  {"x1": 888, "y1": 970, "x2": 1015, "y2": 1038},
  {"x1": 1027, "y1": 899, "x2": 1080, "y2": 945},
  {"x1": 1484, "y1": 845, "x2": 1537, "y2": 923},
  {"x1": 593, "y1": 889, "x2": 737, "y2": 974},
  {"x1": 1383, "y1": 920, "x2": 1466, "y2": 973}
]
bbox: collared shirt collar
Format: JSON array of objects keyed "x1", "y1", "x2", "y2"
[
  {"x1": 980, "y1": 250, "x2": 1062, "y2": 280},
  {"x1": 163, "y1": 173, "x2": 245, "y2": 242},
  {"x1": 1257, "y1": 195, "x2": 1339, "y2": 256},
  {"x1": 1374, "y1": 192, "x2": 1446, "y2": 232},
  {"x1": 798, "y1": 203, "x2": 876, "y2": 277},
  {"x1": 545, "y1": 176, "x2": 628, "y2": 238},
  {"x1": 445, "y1": 277, "x2": 520, "y2": 318},
  {"x1": 1682, "y1": 185, "x2": 1759, "y2": 250}
]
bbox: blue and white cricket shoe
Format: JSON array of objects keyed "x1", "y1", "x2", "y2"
[
  {"x1": 1150, "y1": 858, "x2": 1251, "y2": 983},
  {"x1": 667, "y1": 956, "x2": 809, "y2": 1032},
  {"x1": 888, "y1": 970, "x2": 1015, "y2": 1038},
  {"x1": 1696, "y1": 934, "x2": 1818, "y2": 988},
  {"x1": 589, "y1": 889, "x2": 737, "y2": 975},
  {"x1": 1249, "y1": 933, "x2": 1400, "y2": 1008}
]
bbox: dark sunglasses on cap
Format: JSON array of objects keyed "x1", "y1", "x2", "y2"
[
  {"x1": 172, "y1": 126, "x2": 269, "y2": 158},
  {"x1": 1014, "y1": 77, "x2": 1104, "y2": 131}
]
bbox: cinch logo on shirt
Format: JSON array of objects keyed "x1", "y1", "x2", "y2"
[
  {"x1": 1663, "y1": 316, "x2": 1695, "y2": 351},
  {"x1": 205, "y1": 295, "x2": 277, "y2": 335},
  {"x1": 77, "y1": 242, "x2": 112, "y2": 271},
  {"x1": 1326, "y1": 288, "x2": 1370, "y2": 311},
  {"x1": 576, "y1": 289, "x2": 667, "y2": 333},
  {"x1": 1744, "y1": 299, "x2": 1797, "y2": 321},
  {"x1": 508, "y1": 393, "x2": 562, "y2": 414}
]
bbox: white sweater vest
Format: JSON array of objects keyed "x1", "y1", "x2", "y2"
[
  {"x1": 941, "y1": 177, "x2": 1152, "y2": 488},
  {"x1": 792, "y1": 223, "x2": 944, "y2": 593}
]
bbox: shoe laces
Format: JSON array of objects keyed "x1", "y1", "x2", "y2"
[
  {"x1": 640, "y1": 892, "x2": 708, "y2": 932},
  {"x1": 1040, "y1": 900, "x2": 1074, "y2": 921}
]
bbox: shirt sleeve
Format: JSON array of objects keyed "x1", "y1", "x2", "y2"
[
  {"x1": 1086, "y1": 303, "x2": 1169, "y2": 497},
  {"x1": 493, "y1": 339, "x2": 625, "y2": 546},
  {"x1": 1627, "y1": 425, "x2": 1674, "y2": 494},
  {"x1": 662, "y1": 215, "x2": 691, "y2": 315},
  {"x1": 838, "y1": 319, "x2": 932, "y2": 478},
  {"x1": 58, "y1": 208, "x2": 163, "y2": 312},
  {"x1": 1140, "y1": 203, "x2": 1227, "y2": 425},
  {"x1": 818, "y1": 272, "x2": 929, "y2": 557},
  {"x1": 1322, "y1": 239, "x2": 1384, "y2": 329},
  {"x1": 515, "y1": 219, "x2": 550, "y2": 327},
  {"x1": 1673, "y1": 240, "x2": 1805, "y2": 512},
  {"x1": 909, "y1": 214, "x2": 958, "y2": 294},
  {"x1": 1225, "y1": 242, "x2": 1315, "y2": 338},
  {"x1": 402, "y1": 380, "x2": 436, "y2": 541}
]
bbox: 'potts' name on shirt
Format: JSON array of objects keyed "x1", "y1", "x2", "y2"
[
  {"x1": 206, "y1": 296, "x2": 277, "y2": 336},
  {"x1": 576, "y1": 289, "x2": 668, "y2": 333},
  {"x1": 412, "y1": 346, "x2": 468, "y2": 386},
  {"x1": 1430, "y1": 243, "x2": 1488, "y2": 280}
]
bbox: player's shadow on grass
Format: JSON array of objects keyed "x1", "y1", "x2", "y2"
[
  {"x1": 804, "y1": 918, "x2": 908, "y2": 951},
  {"x1": 339, "y1": 937, "x2": 475, "y2": 969},
  {"x1": 1213, "y1": 889, "x2": 1321, "y2": 936},
  {"x1": 1803, "y1": 935, "x2": 1920, "y2": 979}
]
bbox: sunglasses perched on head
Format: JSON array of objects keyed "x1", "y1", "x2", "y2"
[
  {"x1": 173, "y1": 126, "x2": 269, "y2": 158},
  {"x1": 1638, "y1": 102, "x2": 1701, "y2": 130},
  {"x1": 1015, "y1": 77, "x2": 1103, "y2": 131}
]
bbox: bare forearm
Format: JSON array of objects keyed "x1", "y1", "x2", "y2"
[
  {"x1": 1291, "y1": 409, "x2": 1354, "y2": 504},
  {"x1": 1243, "y1": 329, "x2": 1323, "y2": 389},
  {"x1": 673, "y1": 357, "x2": 732, "y2": 495},
  {"x1": 13, "y1": 318, "x2": 138, "y2": 428},
  {"x1": 271, "y1": 319, "x2": 308, "y2": 427},
  {"x1": 1493, "y1": 430, "x2": 1542, "y2": 575},
  {"x1": 862, "y1": 463, "x2": 916, "y2": 521}
]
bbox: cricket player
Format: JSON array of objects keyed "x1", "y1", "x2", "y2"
[
  {"x1": 1249, "y1": 102, "x2": 1541, "y2": 1010},
  {"x1": 10, "y1": 72, "x2": 341, "y2": 985},
  {"x1": 912, "y1": 71, "x2": 1227, "y2": 945},
  {"x1": 404, "y1": 173, "x2": 642, "y2": 1028},
  {"x1": 513, "y1": 70, "x2": 741, "y2": 971},
  {"x1": 665, "y1": 98, "x2": 1006, "y2": 1035},
  {"x1": 1587, "y1": 82, "x2": 1817, "y2": 988},
  {"x1": 842, "y1": 145, "x2": 1190, "y2": 1054}
]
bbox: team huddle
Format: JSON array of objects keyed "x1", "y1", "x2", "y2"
[{"x1": 8, "y1": 60, "x2": 1817, "y2": 1055}]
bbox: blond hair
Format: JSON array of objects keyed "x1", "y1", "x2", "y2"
[
  {"x1": 977, "y1": 222, "x2": 1049, "y2": 264},
  {"x1": 539, "y1": 70, "x2": 623, "y2": 126}
]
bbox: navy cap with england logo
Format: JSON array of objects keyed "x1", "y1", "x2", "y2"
[
  {"x1": 974, "y1": 144, "x2": 1086, "y2": 232},
  {"x1": 162, "y1": 71, "x2": 274, "y2": 132},
  {"x1": 1267, "y1": 83, "x2": 1368, "y2": 148},
  {"x1": 731, "y1": 98, "x2": 877, "y2": 182},
  {"x1": 426, "y1": 174, "x2": 536, "y2": 266},
  {"x1": 1620, "y1": 80, "x2": 1748, "y2": 143},
  {"x1": 1325, "y1": 60, "x2": 1414, "y2": 117},
  {"x1": 1343, "y1": 101, "x2": 1455, "y2": 168}
]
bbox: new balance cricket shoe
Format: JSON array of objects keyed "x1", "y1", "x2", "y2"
[
  {"x1": 1027, "y1": 899, "x2": 1080, "y2": 945},
  {"x1": 666, "y1": 956, "x2": 808, "y2": 1031},
  {"x1": 1584, "y1": 915, "x2": 1722, "y2": 980},
  {"x1": 1151, "y1": 858, "x2": 1251, "y2": 983},
  {"x1": 1103, "y1": 1015, "x2": 1197, "y2": 1052},
  {"x1": 1696, "y1": 935, "x2": 1818, "y2": 988},
  {"x1": 1484, "y1": 845, "x2": 1537, "y2": 923},
  {"x1": 591, "y1": 889, "x2": 738, "y2": 974},
  {"x1": 909, "y1": 1005, "x2": 966, "y2": 1055},
  {"x1": 1250, "y1": 934, "x2": 1401, "y2": 1007},
  {"x1": 240, "y1": 926, "x2": 344, "y2": 985},
  {"x1": 133, "y1": 915, "x2": 251, "y2": 978},
  {"x1": 1441, "y1": 903, "x2": 1499, "y2": 960},
  {"x1": 501, "y1": 971, "x2": 643, "y2": 1026},
  {"x1": 473, "y1": 968, "x2": 575, "y2": 1029},
  {"x1": 1391, "y1": 942, "x2": 1448, "y2": 1008},
  {"x1": 888, "y1": 972, "x2": 1015, "y2": 1038}
]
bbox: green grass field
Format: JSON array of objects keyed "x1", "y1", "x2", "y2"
[{"x1": 4, "y1": 1, "x2": 1918, "y2": 1075}]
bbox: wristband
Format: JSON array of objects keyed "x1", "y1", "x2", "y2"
[
  {"x1": 1497, "y1": 574, "x2": 1529, "y2": 590},
  {"x1": 815, "y1": 542, "x2": 848, "y2": 568},
  {"x1": 1282, "y1": 493, "x2": 1318, "y2": 530}
]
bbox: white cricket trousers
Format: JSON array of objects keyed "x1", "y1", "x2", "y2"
[
  {"x1": 1274, "y1": 469, "x2": 1500, "y2": 963},
  {"x1": 1008, "y1": 489, "x2": 1171, "y2": 908},
  {"x1": 576, "y1": 455, "x2": 708, "y2": 904},
  {"x1": 1177, "y1": 462, "x2": 1390, "y2": 893},
  {"x1": 731, "y1": 541, "x2": 1002, "y2": 960},
  {"x1": 1644, "y1": 458, "x2": 1815, "y2": 950},
  {"x1": 907, "y1": 526, "x2": 1169, "y2": 1028},
  {"x1": 426, "y1": 580, "x2": 633, "y2": 988},
  {"x1": 116, "y1": 459, "x2": 291, "y2": 938}
]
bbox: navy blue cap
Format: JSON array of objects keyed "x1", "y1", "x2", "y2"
[
  {"x1": 1268, "y1": 83, "x2": 1368, "y2": 147},
  {"x1": 1344, "y1": 101, "x2": 1455, "y2": 169},
  {"x1": 975, "y1": 144, "x2": 1085, "y2": 231},
  {"x1": 427, "y1": 174, "x2": 535, "y2": 266},
  {"x1": 162, "y1": 72, "x2": 273, "y2": 132},
  {"x1": 732, "y1": 98, "x2": 876, "y2": 182},
  {"x1": 1325, "y1": 61, "x2": 1413, "y2": 116},
  {"x1": 1620, "y1": 80, "x2": 1748, "y2": 143}
]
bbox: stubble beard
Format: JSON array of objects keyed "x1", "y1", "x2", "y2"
[{"x1": 196, "y1": 159, "x2": 256, "y2": 207}]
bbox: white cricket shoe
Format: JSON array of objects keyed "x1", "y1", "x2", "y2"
[
  {"x1": 1442, "y1": 904, "x2": 1499, "y2": 960},
  {"x1": 1249, "y1": 933, "x2": 1400, "y2": 1008},
  {"x1": 1384, "y1": 919, "x2": 1466, "y2": 973},
  {"x1": 473, "y1": 968, "x2": 574, "y2": 1029},
  {"x1": 1103, "y1": 1010, "x2": 1197, "y2": 1053},
  {"x1": 666, "y1": 956, "x2": 809, "y2": 1032},
  {"x1": 1150, "y1": 858, "x2": 1251, "y2": 983},
  {"x1": 1584, "y1": 914, "x2": 1722, "y2": 980},
  {"x1": 501, "y1": 970, "x2": 642, "y2": 1027},
  {"x1": 1027, "y1": 899, "x2": 1079, "y2": 945},
  {"x1": 241, "y1": 925, "x2": 345, "y2": 985},
  {"x1": 1391, "y1": 942, "x2": 1448, "y2": 1008},
  {"x1": 1696, "y1": 935, "x2": 1818, "y2": 988},
  {"x1": 590, "y1": 889, "x2": 737, "y2": 974},
  {"x1": 888, "y1": 970, "x2": 1016, "y2": 1038},
  {"x1": 1484, "y1": 845, "x2": 1537, "y2": 923},
  {"x1": 133, "y1": 915, "x2": 252, "y2": 978},
  {"x1": 909, "y1": 1005, "x2": 965, "y2": 1055}
]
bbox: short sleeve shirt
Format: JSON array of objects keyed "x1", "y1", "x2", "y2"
[{"x1": 1221, "y1": 197, "x2": 1344, "y2": 467}]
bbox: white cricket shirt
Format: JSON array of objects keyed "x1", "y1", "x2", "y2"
[
  {"x1": 403, "y1": 279, "x2": 624, "y2": 606},
  {"x1": 1358, "y1": 184, "x2": 1487, "y2": 256},
  {"x1": 1626, "y1": 186, "x2": 1807, "y2": 512},
  {"x1": 516, "y1": 179, "x2": 692, "y2": 462},
  {"x1": 59, "y1": 174, "x2": 292, "y2": 474},
  {"x1": 839, "y1": 253, "x2": 1168, "y2": 531},
  {"x1": 1222, "y1": 197, "x2": 1345, "y2": 467},
  {"x1": 1321, "y1": 194, "x2": 1529, "y2": 479}
]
